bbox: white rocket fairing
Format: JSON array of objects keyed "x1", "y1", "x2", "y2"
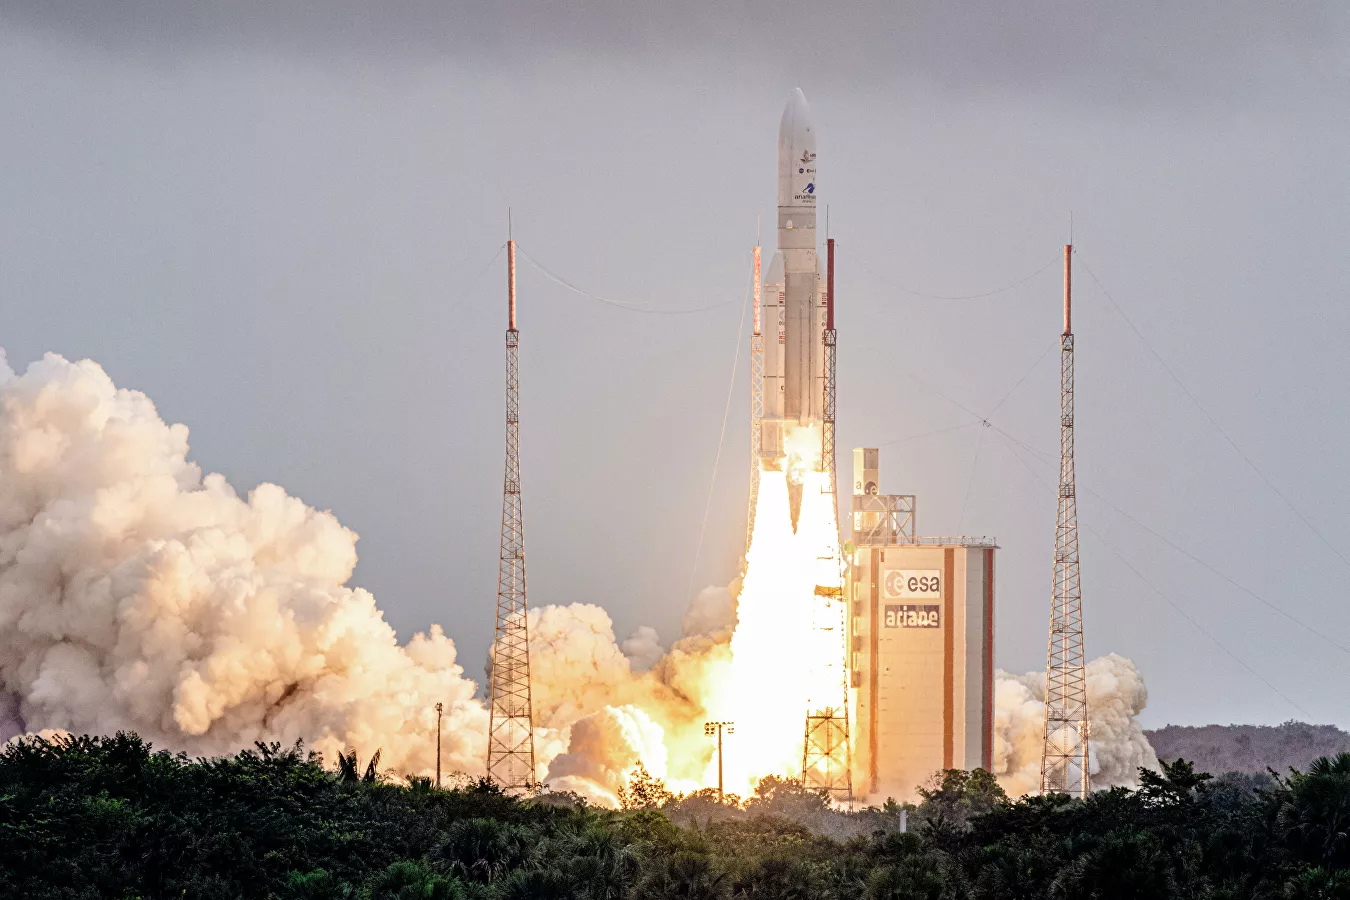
[{"x1": 761, "y1": 88, "x2": 828, "y2": 465}]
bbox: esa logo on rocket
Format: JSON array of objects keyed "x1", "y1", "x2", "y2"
[{"x1": 798, "y1": 148, "x2": 817, "y2": 200}]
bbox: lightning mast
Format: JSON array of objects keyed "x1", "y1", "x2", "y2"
[
  {"x1": 1040, "y1": 244, "x2": 1090, "y2": 798},
  {"x1": 487, "y1": 227, "x2": 537, "y2": 791},
  {"x1": 746, "y1": 243, "x2": 764, "y2": 553},
  {"x1": 802, "y1": 237, "x2": 853, "y2": 804}
]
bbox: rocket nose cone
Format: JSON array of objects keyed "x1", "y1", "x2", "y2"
[
  {"x1": 779, "y1": 88, "x2": 812, "y2": 138},
  {"x1": 778, "y1": 88, "x2": 817, "y2": 210}
]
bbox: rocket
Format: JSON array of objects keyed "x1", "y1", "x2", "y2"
[{"x1": 759, "y1": 88, "x2": 827, "y2": 466}]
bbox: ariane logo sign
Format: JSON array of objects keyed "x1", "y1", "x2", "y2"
[
  {"x1": 884, "y1": 604, "x2": 941, "y2": 629},
  {"x1": 803, "y1": 183, "x2": 814, "y2": 194}
]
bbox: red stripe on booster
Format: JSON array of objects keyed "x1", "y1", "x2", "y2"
[{"x1": 826, "y1": 238, "x2": 835, "y2": 331}]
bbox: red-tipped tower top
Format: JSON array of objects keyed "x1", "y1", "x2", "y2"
[
  {"x1": 827, "y1": 238, "x2": 836, "y2": 331},
  {"x1": 507, "y1": 240, "x2": 517, "y2": 332},
  {"x1": 1062, "y1": 244, "x2": 1072, "y2": 336},
  {"x1": 753, "y1": 245, "x2": 762, "y2": 336}
]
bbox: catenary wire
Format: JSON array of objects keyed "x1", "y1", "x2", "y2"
[
  {"x1": 518, "y1": 246, "x2": 735, "y2": 315},
  {"x1": 851, "y1": 252, "x2": 1062, "y2": 302},
  {"x1": 986, "y1": 338, "x2": 1060, "y2": 419},
  {"x1": 1075, "y1": 251, "x2": 1350, "y2": 573},
  {"x1": 876, "y1": 421, "x2": 980, "y2": 448},
  {"x1": 990, "y1": 422, "x2": 1350, "y2": 660},
  {"x1": 888, "y1": 353, "x2": 1350, "y2": 666},
  {"x1": 993, "y1": 431, "x2": 1314, "y2": 720},
  {"x1": 956, "y1": 431, "x2": 985, "y2": 535},
  {"x1": 683, "y1": 261, "x2": 754, "y2": 607},
  {"x1": 470, "y1": 243, "x2": 506, "y2": 289},
  {"x1": 846, "y1": 252, "x2": 1338, "y2": 707},
  {"x1": 882, "y1": 334, "x2": 1350, "y2": 667}
]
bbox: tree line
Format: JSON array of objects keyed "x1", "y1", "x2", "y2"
[{"x1": 3, "y1": 731, "x2": 1350, "y2": 898}]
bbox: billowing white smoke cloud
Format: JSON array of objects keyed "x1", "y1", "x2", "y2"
[
  {"x1": 993, "y1": 653, "x2": 1159, "y2": 797},
  {"x1": 682, "y1": 583, "x2": 738, "y2": 638},
  {"x1": 0, "y1": 353, "x2": 486, "y2": 775},
  {"x1": 0, "y1": 351, "x2": 1157, "y2": 807},
  {"x1": 544, "y1": 705, "x2": 669, "y2": 806},
  {"x1": 619, "y1": 627, "x2": 664, "y2": 672},
  {"x1": 526, "y1": 595, "x2": 734, "y2": 803}
]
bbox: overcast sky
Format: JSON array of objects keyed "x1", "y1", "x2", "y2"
[{"x1": 2, "y1": 1, "x2": 1348, "y2": 728}]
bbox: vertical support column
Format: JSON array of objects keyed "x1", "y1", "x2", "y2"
[
  {"x1": 802, "y1": 237, "x2": 852, "y2": 806},
  {"x1": 869, "y1": 547, "x2": 880, "y2": 793},
  {"x1": 942, "y1": 548, "x2": 954, "y2": 770},
  {"x1": 821, "y1": 239, "x2": 837, "y2": 496},
  {"x1": 508, "y1": 237, "x2": 517, "y2": 331},
  {"x1": 982, "y1": 548, "x2": 995, "y2": 771},
  {"x1": 1040, "y1": 244, "x2": 1090, "y2": 798},
  {"x1": 487, "y1": 237, "x2": 537, "y2": 792}
]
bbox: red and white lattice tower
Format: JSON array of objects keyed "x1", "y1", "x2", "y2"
[
  {"x1": 802, "y1": 237, "x2": 853, "y2": 803},
  {"x1": 486, "y1": 236, "x2": 537, "y2": 791},
  {"x1": 1040, "y1": 244, "x2": 1090, "y2": 798}
]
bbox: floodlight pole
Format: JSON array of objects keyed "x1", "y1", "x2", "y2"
[
  {"x1": 704, "y1": 721, "x2": 735, "y2": 802},
  {"x1": 435, "y1": 702, "x2": 444, "y2": 788}
]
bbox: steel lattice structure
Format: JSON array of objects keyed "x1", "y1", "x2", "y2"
[
  {"x1": 1040, "y1": 244, "x2": 1090, "y2": 798},
  {"x1": 746, "y1": 245, "x2": 763, "y2": 555},
  {"x1": 487, "y1": 239, "x2": 537, "y2": 792},
  {"x1": 802, "y1": 239, "x2": 852, "y2": 804}
]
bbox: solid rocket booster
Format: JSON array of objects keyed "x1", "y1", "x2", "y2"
[{"x1": 761, "y1": 88, "x2": 827, "y2": 464}]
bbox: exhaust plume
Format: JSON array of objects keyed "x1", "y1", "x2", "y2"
[
  {"x1": 0, "y1": 353, "x2": 486, "y2": 775},
  {"x1": 993, "y1": 653, "x2": 1159, "y2": 797},
  {"x1": 0, "y1": 351, "x2": 1157, "y2": 805}
]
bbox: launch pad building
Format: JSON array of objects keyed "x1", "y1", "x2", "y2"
[{"x1": 847, "y1": 449, "x2": 996, "y2": 803}]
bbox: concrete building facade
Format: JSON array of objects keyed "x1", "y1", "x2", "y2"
[{"x1": 847, "y1": 449, "x2": 996, "y2": 802}]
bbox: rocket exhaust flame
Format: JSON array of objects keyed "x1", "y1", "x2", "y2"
[
  {"x1": 704, "y1": 468, "x2": 810, "y2": 792},
  {"x1": 700, "y1": 423, "x2": 850, "y2": 797}
]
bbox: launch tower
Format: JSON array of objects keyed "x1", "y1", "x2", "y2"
[
  {"x1": 1039, "y1": 245, "x2": 1090, "y2": 798},
  {"x1": 802, "y1": 237, "x2": 853, "y2": 803},
  {"x1": 487, "y1": 235, "x2": 537, "y2": 791}
]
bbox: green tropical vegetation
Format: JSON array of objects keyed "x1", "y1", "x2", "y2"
[{"x1": 3, "y1": 732, "x2": 1350, "y2": 898}]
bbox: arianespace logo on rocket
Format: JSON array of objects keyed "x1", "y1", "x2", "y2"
[{"x1": 795, "y1": 149, "x2": 817, "y2": 202}]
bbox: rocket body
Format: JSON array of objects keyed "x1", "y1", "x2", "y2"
[{"x1": 761, "y1": 88, "x2": 827, "y2": 463}]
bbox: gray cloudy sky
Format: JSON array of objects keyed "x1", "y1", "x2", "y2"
[{"x1": 2, "y1": 1, "x2": 1349, "y2": 728}]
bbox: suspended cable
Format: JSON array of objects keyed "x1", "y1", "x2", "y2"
[
  {"x1": 956, "y1": 431, "x2": 985, "y2": 534},
  {"x1": 896, "y1": 369, "x2": 988, "y2": 423},
  {"x1": 851, "y1": 253, "x2": 1060, "y2": 302},
  {"x1": 994, "y1": 432, "x2": 1314, "y2": 720},
  {"x1": 1076, "y1": 252, "x2": 1350, "y2": 573},
  {"x1": 518, "y1": 246, "x2": 734, "y2": 315},
  {"x1": 992, "y1": 422, "x2": 1350, "y2": 660},
  {"x1": 684, "y1": 261, "x2": 753, "y2": 606},
  {"x1": 876, "y1": 421, "x2": 980, "y2": 448},
  {"x1": 470, "y1": 243, "x2": 506, "y2": 287},
  {"x1": 986, "y1": 338, "x2": 1059, "y2": 418}
]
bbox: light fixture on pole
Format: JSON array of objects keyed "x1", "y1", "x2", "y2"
[
  {"x1": 703, "y1": 721, "x2": 734, "y2": 802},
  {"x1": 435, "y1": 702, "x2": 444, "y2": 789}
]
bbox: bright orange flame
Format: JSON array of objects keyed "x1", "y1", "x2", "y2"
[{"x1": 701, "y1": 425, "x2": 850, "y2": 795}]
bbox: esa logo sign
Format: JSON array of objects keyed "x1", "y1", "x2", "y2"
[
  {"x1": 883, "y1": 569, "x2": 941, "y2": 599},
  {"x1": 884, "y1": 604, "x2": 941, "y2": 629}
]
